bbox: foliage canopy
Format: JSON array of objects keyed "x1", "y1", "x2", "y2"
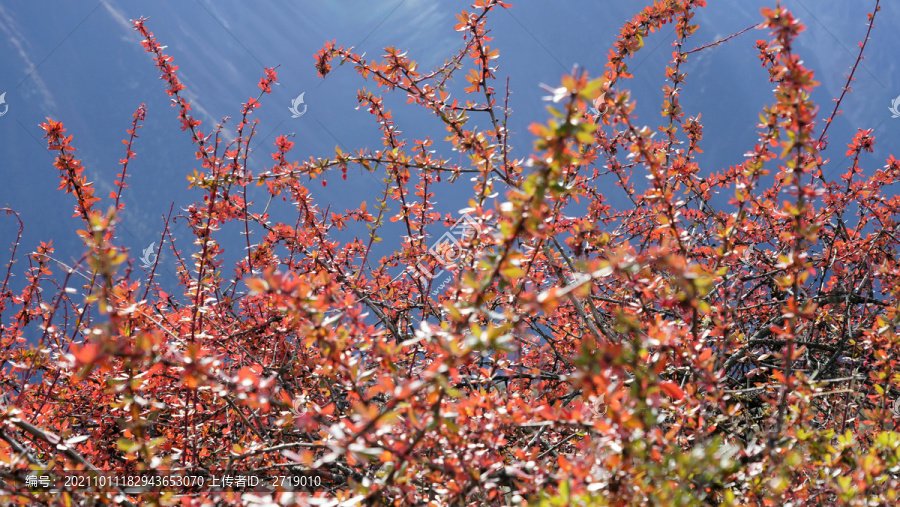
[{"x1": 1, "y1": 1, "x2": 898, "y2": 505}]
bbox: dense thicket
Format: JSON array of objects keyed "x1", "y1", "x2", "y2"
[{"x1": 1, "y1": 1, "x2": 898, "y2": 505}]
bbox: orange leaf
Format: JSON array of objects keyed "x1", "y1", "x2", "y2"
[
  {"x1": 659, "y1": 382, "x2": 685, "y2": 400},
  {"x1": 71, "y1": 343, "x2": 101, "y2": 365}
]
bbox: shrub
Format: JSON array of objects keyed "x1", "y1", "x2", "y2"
[{"x1": 1, "y1": 0, "x2": 897, "y2": 505}]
